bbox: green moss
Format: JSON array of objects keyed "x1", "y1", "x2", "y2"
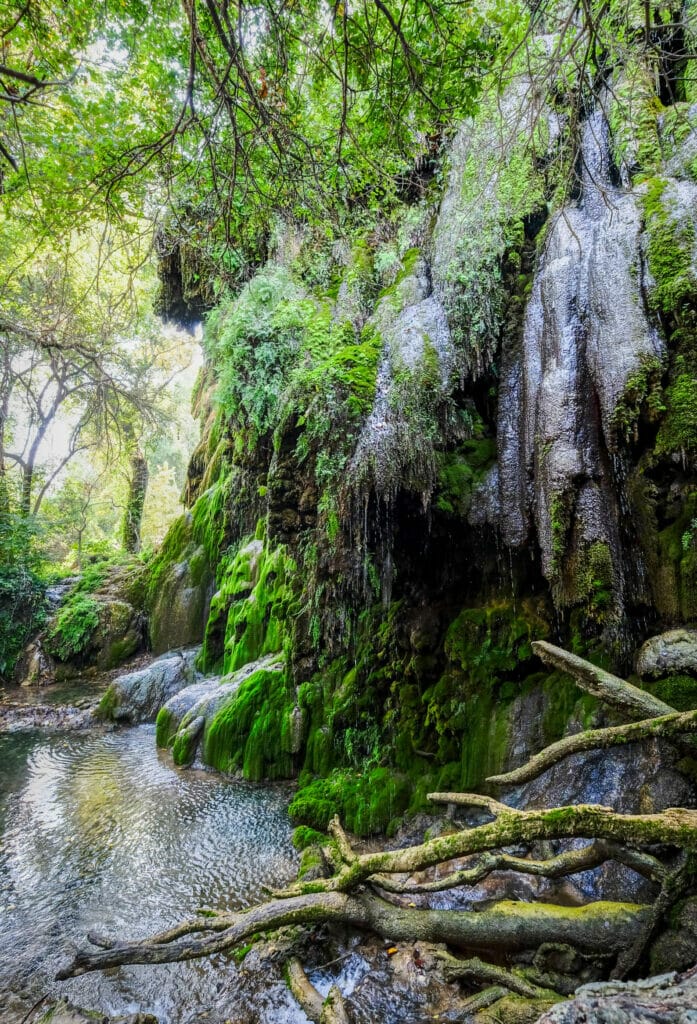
[
  {"x1": 656, "y1": 370, "x2": 697, "y2": 458},
  {"x1": 95, "y1": 686, "x2": 119, "y2": 722},
  {"x1": 643, "y1": 177, "x2": 697, "y2": 315},
  {"x1": 434, "y1": 436, "x2": 496, "y2": 517},
  {"x1": 645, "y1": 675, "x2": 697, "y2": 711},
  {"x1": 45, "y1": 593, "x2": 100, "y2": 661},
  {"x1": 613, "y1": 356, "x2": 666, "y2": 444},
  {"x1": 202, "y1": 666, "x2": 295, "y2": 780},
  {"x1": 292, "y1": 826, "x2": 328, "y2": 851},
  {"x1": 444, "y1": 600, "x2": 549, "y2": 687},
  {"x1": 289, "y1": 766, "x2": 412, "y2": 835},
  {"x1": 171, "y1": 733, "x2": 196, "y2": 767},
  {"x1": 155, "y1": 705, "x2": 178, "y2": 748},
  {"x1": 200, "y1": 532, "x2": 296, "y2": 675},
  {"x1": 549, "y1": 491, "x2": 573, "y2": 577}
]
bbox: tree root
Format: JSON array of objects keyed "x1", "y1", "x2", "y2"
[
  {"x1": 55, "y1": 892, "x2": 651, "y2": 980},
  {"x1": 309, "y1": 805, "x2": 697, "y2": 894},
  {"x1": 285, "y1": 957, "x2": 350, "y2": 1024},
  {"x1": 436, "y1": 951, "x2": 558, "y2": 999},
  {"x1": 611, "y1": 852, "x2": 694, "y2": 981},
  {"x1": 371, "y1": 840, "x2": 666, "y2": 895}
]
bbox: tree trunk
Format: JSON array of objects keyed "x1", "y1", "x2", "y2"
[{"x1": 122, "y1": 450, "x2": 149, "y2": 553}]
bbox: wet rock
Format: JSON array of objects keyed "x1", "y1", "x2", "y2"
[
  {"x1": 536, "y1": 966, "x2": 697, "y2": 1023},
  {"x1": 0, "y1": 701, "x2": 96, "y2": 733},
  {"x1": 37, "y1": 999, "x2": 159, "y2": 1023},
  {"x1": 498, "y1": 108, "x2": 663, "y2": 610},
  {"x1": 636, "y1": 629, "x2": 697, "y2": 678},
  {"x1": 97, "y1": 647, "x2": 202, "y2": 723}
]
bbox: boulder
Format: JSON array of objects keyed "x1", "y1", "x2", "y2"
[
  {"x1": 97, "y1": 647, "x2": 202, "y2": 723},
  {"x1": 636, "y1": 629, "x2": 697, "y2": 678}
]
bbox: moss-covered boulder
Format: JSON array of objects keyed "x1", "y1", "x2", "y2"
[
  {"x1": 22, "y1": 561, "x2": 148, "y2": 683},
  {"x1": 155, "y1": 653, "x2": 293, "y2": 776}
]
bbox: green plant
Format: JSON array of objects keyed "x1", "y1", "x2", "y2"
[
  {"x1": 0, "y1": 511, "x2": 46, "y2": 680},
  {"x1": 46, "y1": 593, "x2": 101, "y2": 661}
]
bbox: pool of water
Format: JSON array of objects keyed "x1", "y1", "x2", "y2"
[{"x1": 0, "y1": 724, "x2": 304, "y2": 1023}]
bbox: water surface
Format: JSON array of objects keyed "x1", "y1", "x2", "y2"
[{"x1": 0, "y1": 723, "x2": 303, "y2": 1023}]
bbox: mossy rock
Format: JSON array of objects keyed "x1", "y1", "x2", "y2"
[
  {"x1": 444, "y1": 599, "x2": 550, "y2": 687},
  {"x1": 289, "y1": 766, "x2": 413, "y2": 836},
  {"x1": 44, "y1": 593, "x2": 143, "y2": 675},
  {"x1": 148, "y1": 513, "x2": 215, "y2": 655}
]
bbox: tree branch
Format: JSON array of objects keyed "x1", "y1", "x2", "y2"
[
  {"x1": 531, "y1": 641, "x2": 675, "y2": 719},
  {"x1": 487, "y1": 710, "x2": 697, "y2": 787}
]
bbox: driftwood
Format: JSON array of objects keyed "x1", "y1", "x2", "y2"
[{"x1": 55, "y1": 643, "x2": 697, "y2": 1016}]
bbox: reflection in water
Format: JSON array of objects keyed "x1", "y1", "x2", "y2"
[{"x1": 0, "y1": 725, "x2": 304, "y2": 1023}]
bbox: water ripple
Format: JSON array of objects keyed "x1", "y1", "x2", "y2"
[{"x1": 0, "y1": 725, "x2": 300, "y2": 1023}]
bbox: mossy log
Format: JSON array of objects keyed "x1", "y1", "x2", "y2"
[
  {"x1": 531, "y1": 641, "x2": 675, "y2": 719},
  {"x1": 56, "y1": 893, "x2": 650, "y2": 979},
  {"x1": 486, "y1": 709, "x2": 697, "y2": 787}
]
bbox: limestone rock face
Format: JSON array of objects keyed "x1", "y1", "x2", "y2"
[
  {"x1": 148, "y1": 514, "x2": 215, "y2": 656},
  {"x1": 535, "y1": 968, "x2": 697, "y2": 1023},
  {"x1": 636, "y1": 629, "x2": 697, "y2": 678},
  {"x1": 98, "y1": 647, "x2": 202, "y2": 723}
]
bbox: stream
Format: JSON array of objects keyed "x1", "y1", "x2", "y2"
[{"x1": 0, "y1": 704, "x2": 307, "y2": 1023}]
